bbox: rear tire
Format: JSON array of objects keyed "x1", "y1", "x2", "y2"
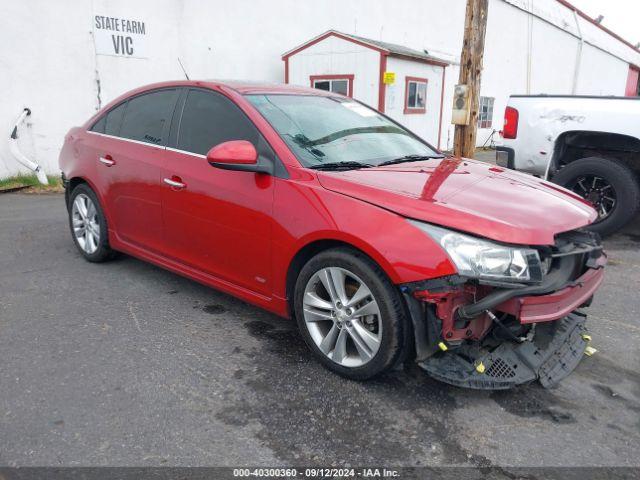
[
  {"x1": 294, "y1": 247, "x2": 407, "y2": 380},
  {"x1": 68, "y1": 184, "x2": 116, "y2": 262},
  {"x1": 552, "y1": 157, "x2": 640, "y2": 236}
]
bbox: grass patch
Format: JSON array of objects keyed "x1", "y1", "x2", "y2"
[{"x1": 0, "y1": 174, "x2": 63, "y2": 193}]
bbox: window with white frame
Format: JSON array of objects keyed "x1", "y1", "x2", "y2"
[
  {"x1": 478, "y1": 96, "x2": 494, "y2": 128},
  {"x1": 311, "y1": 76, "x2": 353, "y2": 96},
  {"x1": 404, "y1": 77, "x2": 427, "y2": 113}
]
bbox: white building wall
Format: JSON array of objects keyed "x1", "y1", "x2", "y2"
[
  {"x1": 0, "y1": 0, "x2": 467, "y2": 178},
  {"x1": 479, "y1": 0, "x2": 639, "y2": 143},
  {"x1": 1, "y1": 0, "x2": 638, "y2": 178},
  {"x1": 0, "y1": 0, "x2": 185, "y2": 179},
  {"x1": 504, "y1": 0, "x2": 640, "y2": 67},
  {"x1": 1, "y1": 1, "x2": 97, "y2": 180},
  {"x1": 287, "y1": 36, "x2": 380, "y2": 109},
  {"x1": 384, "y1": 57, "x2": 445, "y2": 146},
  {"x1": 577, "y1": 44, "x2": 630, "y2": 94},
  {"x1": 528, "y1": 20, "x2": 578, "y2": 93}
]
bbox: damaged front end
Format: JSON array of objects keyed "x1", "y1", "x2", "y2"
[{"x1": 401, "y1": 229, "x2": 606, "y2": 390}]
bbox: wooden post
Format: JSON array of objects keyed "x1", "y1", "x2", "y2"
[{"x1": 454, "y1": 0, "x2": 489, "y2": 158}]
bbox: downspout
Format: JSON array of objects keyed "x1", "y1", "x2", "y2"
[
  {"x1": 90, "y1": 0, "x2": 102, "y2": 110},
  {"x1": 9, "y1": 108, "x2": 48, "y2": 185},
  {"x1": 284, "y1": 56, "x2": 289, "y2": 83},
  {"x1": 572, "y1": 9, "x2": 584, "y2": 94},
  {"x1": 378, "y1": 52, "x2": 388, "y2": 113},
  {"x1": 437, "y1": 65, "x2": 446, "y2": 150},
  {"x1": 526, "y1": 1, "x2": 533, "y2": 94}
]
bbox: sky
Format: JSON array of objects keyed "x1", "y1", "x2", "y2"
[{"x1": 570, "y1": 0, "x2": 639, "y2": 47}]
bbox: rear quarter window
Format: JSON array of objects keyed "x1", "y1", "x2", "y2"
[
  {"x1": 89, "y1": 101, "x2": 127, "y2": 136},
  {"x1": 91, "y1": 116, "x2": 106, "y2": 133},
  {"x1": 105, "y1": 102, "x2": 126, "y2": 136}
]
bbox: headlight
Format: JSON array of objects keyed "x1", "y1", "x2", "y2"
[{"x1": 408, "y1": 220, "x2": 542, "y2": 283}]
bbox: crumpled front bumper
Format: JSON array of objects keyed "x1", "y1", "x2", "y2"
[
  {"x1": 402, "y1": 231, "x2": 605, "y2": 390},
  {"x1": 496, "y1": 262, "x2": 605, "y2": 324},
  {"x1": 419, "y1": 313, "x2": 589, "y2": 390}
]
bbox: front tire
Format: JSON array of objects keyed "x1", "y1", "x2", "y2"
[
  {"x1": 294, "y1": 248, "x2": 407, "y2": 380},
  {"x1": 552, "y1": 157, "x2": 640, "y2": 236},
  {"x1": 68, "y1": 184, "x2": 115, "y2": 262}
]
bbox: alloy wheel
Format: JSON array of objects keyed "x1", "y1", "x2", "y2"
[
  {"x1": 302, "y1": 267, "x2": 382, "y2": 368},
  {"x1": 71, "y1": 194, "x2": 100, "y2": 254},
  {"x1": 569, "y1": 175, "x2": 616, "y2": 221}
]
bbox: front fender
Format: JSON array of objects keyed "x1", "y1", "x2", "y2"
[{"x1": 271, "y1": 176, "x2": 456, "y2": 300}]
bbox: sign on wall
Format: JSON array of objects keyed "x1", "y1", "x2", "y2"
[
  {"x1": 93, "y1": 15, "x2": 148, "y2": 59},
  {"x1": 383, "y1": 72, "x2": 396, "y2": 85}
]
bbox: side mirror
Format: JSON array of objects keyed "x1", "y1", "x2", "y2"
[{"x1": 206, "y1": 140, "x2": 272, "y2": 174}]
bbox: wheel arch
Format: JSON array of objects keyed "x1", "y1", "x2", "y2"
[
  {"x1": 550, "y1": 130, "x2": 640, "y2": 178},
  {"x1": 66, "y1": 176, "x2": 88, "y2": 204},
  {"x1": 65, "y1": 176, "x2": 114, "y2": 227},
  {"x1": 68, "y1": 176, "x2": 88, "y2": 190},
  {"x1": 284, "y1": 236, "x2": 399, "y2": 319}
]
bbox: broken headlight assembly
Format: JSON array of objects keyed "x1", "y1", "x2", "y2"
[{"x1": 408, "y1": 220, "x2": 543, "y2": 284}]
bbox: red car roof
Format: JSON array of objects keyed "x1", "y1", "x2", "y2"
[
  {"x1": 115, "y1": 79, "x2": 334, "y2": 97},
  {"x1": 215, "y1": 80, "x2": 333, "y2": 96},
  {"x1": 83, "y1": 80, "x2": 335, "y2": 129}
]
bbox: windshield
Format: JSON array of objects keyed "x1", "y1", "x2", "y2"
[{"x1": 245, "y1": 94, "x2": 439, "y2": 168}]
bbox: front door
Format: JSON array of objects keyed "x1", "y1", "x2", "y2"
[{"x1": 161, "y1": 88, "x2": 275, "y2": 296}]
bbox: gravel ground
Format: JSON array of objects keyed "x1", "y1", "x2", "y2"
[{"x1": 0, "y1": 192, "x2": 638, "y2": 471}]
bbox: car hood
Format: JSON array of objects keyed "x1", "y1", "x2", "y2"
[{"x1": 315, "y1": 158, "x2": 597, "y2": 245}]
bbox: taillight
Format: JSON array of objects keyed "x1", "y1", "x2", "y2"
[{"x1": 503, "y1": 106, "x2": 519, "y2": 139}]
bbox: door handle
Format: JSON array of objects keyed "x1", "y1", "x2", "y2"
[
  {"x1": 163, "y1": 177, "x2": 186, "y2": 189},
  {"x1": 99, "y1": 155, "x2": 115, "y2": 167}
]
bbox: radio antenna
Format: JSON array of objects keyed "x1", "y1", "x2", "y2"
[{"x1": 177, "y1": 58, "x2": 190, "y2": 80}]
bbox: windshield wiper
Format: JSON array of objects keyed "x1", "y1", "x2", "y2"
[
  {"x1": 309, "y1": 161, "x2": 374, "y2": 171},
  {"x1": 378, "y1": 154, "x2": 445, "y2": 166}
]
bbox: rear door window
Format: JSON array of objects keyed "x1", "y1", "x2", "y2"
[
  {"x1": 119, "y1": 89, "x2": 178, "y2": 145},
  {"x1": 176, "y1": 89, "x2": 259, "y2": 155}
]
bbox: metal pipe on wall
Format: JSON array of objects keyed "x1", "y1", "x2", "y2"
[
  {"x1": 9, "y1": 108, "x2": 48, "y2": 185},
  {"x1": 572, "y1": 9, "x2": 584, "y2": 94},
  {"x1": 526, "y1": 0, "x2": 533, "y2": 94}
]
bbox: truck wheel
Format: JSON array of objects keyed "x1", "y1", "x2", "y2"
[{"x1": 552, "y1": 157, "x2": 640, "y2": 236}]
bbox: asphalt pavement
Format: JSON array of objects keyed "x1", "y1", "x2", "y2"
[{"x1": 0, "y1": 192, "x2": 639, "y2": 470}]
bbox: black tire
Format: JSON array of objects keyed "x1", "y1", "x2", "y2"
[
  {"x1": 68, "y1": 183, "x2": 116, "y2": 262},
  {"x1": 294, "y1": 247, "x2": 408, "y2": 380},
  {"x1": 552, "y1": 157, "x2": 640, "y2": 236}
]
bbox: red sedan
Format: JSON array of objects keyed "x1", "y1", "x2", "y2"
[{"x1": 59, "y1": 81, "x2": 605, "y2": 389}]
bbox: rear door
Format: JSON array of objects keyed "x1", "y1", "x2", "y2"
[
  {"x1": 94, "y1": 88, "x2": 180, "y2": 254},
  {"x1": 161, "y1": 88, "x2": 276, "y2": 296}
]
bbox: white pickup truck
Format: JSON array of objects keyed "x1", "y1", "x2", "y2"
[{"x1": 496, "y1": 95, "x2": 640, "y2": 236}]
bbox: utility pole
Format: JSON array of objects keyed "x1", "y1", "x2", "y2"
[{"x1": 454, "y1": 0, "x2": 489, "y2": 158}]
